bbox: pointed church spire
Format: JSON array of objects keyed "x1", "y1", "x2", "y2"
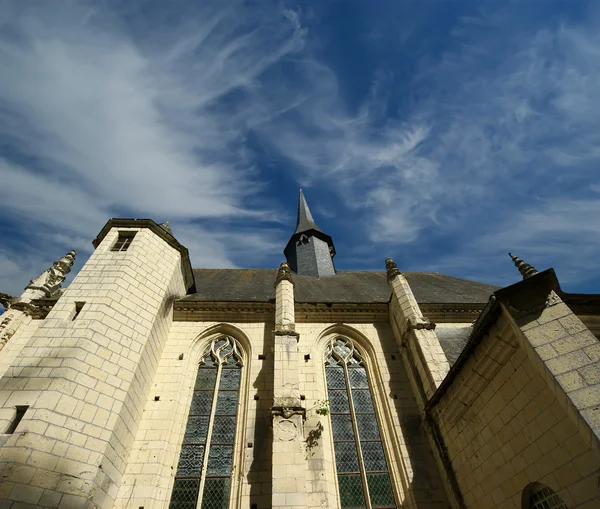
[
  {"x1": 284, "y1": 190, "x2": 336, "y2": 277},
  {"x1": 295, "y1": 189, "x2": 322, "y2": 234},
  {"x1": 509, "y1": 253, "x2": 539, "y2": 279}
]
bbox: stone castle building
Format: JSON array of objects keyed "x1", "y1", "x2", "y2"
[{"x1": 0, "y1": 190, "x2": 598, "y2": 509}]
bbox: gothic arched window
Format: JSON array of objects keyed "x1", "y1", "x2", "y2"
[
  {"x1": 523, "y1": 483, "x2": 568, "y2": 509},
  {"x1": 169, "y1": 336, "x2": 243, "y2": 509},
  {"x1": 325, "y1": 337, "x2": 397, "y2": 509}
]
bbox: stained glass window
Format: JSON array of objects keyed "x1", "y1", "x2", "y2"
[
  {"x1": 325, "y1": 338, "x2": 397, "y2": 509},
  {"x1": 169, "y1": 337, "x2": 243, "y2": 509},
  {"x1": 527, "y1": 483, "x2": 568, "y2": 509}
]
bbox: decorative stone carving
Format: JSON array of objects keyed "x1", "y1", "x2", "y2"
[
  {"x1": 273, "y1": 418, "x2": 298, "y2": 441},
  {"x1": 385, "y1": 257, "x2": 401, "y2": 281},
  {"x1": 274, "y1": 261, "x2": 295, "y2": 287},
  {"x1": 271, "y1": 406, "x2": 306, "y2": 420},
  {"x1": 24, "y1": 250, "x2": 77, "y2": 298},
  {"x1": 545, "y1": 290, "x2": 562, "y2": 307},
  {"x1": 0, "y1": 293, "x2": 16, "y2": 310},
  {"x1": 406, "y1": 316, "x2": 436, "y2": 332}
]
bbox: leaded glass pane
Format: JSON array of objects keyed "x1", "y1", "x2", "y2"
[
  {"x1": 367, "y1": 473, "x2": 396, "y2": 508},
  {"x1": 348, "y1": 367, "x2": 369, "y2": 389},
  {"x1": 215, "y1": 390, "x2": 238, "y2": 415},
  {"x1": 326, "y1": 367, "x2": 346, "y2": 388},
  {"x1": 325, "y1": 337, "x2": 397, "y2": 509},
  {"x1": 338, "y1": 474, "x2": 366, "y2": 509},
  {"x1": 352, "y1": 389, "x2": 374, "y2": 414},
  {"x1": 331, "y1": 414, "x2": 355, "y2": 441},
  {"x1": 206, "y1": 445, "x2": 233, "y2": 476},
  {"x1": 335, "y1": 442, "x2": 360, "y2": 473},
  {"x1": 362, "y1": 441, "x2": 387, "y2": 472},
  {"x1": 201, "y1": 478, "x2": 231, "y2": 509},
  {"x1": 333, "y1": 340, "x2": 352, "y2": 360},
  {"x1": 328, "y1": 389, "x2": 350, "y2": 413},
  {"x1": 176, "y1": 445, "x2": 205, "y2": 477},
  {"x1": 195, "y1": 368, "x2": 218, "y2": 390},
  {"x1": 172, "y1": 337, "x2": 243, "y2": 509},
  {"x1": 211, "y1": 415, "x2": 236, "y2": 444},
  {"x1": 356, "y1": 413, "x2": 380, "y2": 441},
  {"x1": 169, "y1": 478, "x2": 200, "y2": 509},
  {"x1": 220, "y1": 367, "x2": 240, "y2": 389},
  {"x1": 190, "y1": 391, "x2": 214, "y2": 415},
  {"x1": 184, "y1": 416, "x2": 209, "y2": 444}
]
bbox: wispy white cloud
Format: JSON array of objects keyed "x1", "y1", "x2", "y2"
[
  {"x1": 1, "y1": 0, "x2": 599, "y2": 299},
  {"x1": 0, "y1": 0, "x2": 304, "y2": 294},
  {"x1": 250, "y1": 6, "x2": 600, "y2": 286}
]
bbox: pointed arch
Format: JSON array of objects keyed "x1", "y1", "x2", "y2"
[
  {"x1": 317, "y1": 325, "x2": 399, "y2": 509},
  {"x1": 169, "y1": 324, "x2": 252, "y2": 509},
  {"x1": 522, "y1": 482, "x2": 569, "y2": 509}
]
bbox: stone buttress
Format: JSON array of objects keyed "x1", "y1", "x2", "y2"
[
  {"x1": 386, "y1": 258, "x2": 449, "y2": 406},
  {"x1": 271, "y1": 262, "x2": 307, "y2": 508}
]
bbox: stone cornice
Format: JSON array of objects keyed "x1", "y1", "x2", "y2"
[
  {"x1": 271, "y1": 406, "x2": 306, "y2": 420},
  {"x1": 419, "y1": 303, "x2": 487, "y2": 323}
]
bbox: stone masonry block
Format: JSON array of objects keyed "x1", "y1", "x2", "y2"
[{"x1": 545, "y1": 350, "x2": 593, "y2": 376}]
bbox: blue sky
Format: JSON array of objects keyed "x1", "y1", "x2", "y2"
[{"x1": 1, "y1": 0, "x2": 599, "y2": 300}]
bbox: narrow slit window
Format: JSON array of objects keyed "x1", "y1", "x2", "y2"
[
  {"x1": 111, "y1": 231, "x2": 137, "y2": 252},
  {"x1": 6, "y1": 405, "x2": 28, "y2": 434},
  {"x1": 72, "y1": 302, "x2": 85, "y2": 320},
  {"x1": 325, "y1": 337, "x2": 397, "y2": 509},
  {"x1": 169, "y1": 336, "x2": 243, "y2": 509}
]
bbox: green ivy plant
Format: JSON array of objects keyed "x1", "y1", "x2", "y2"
[{"x1": 313, "y1": 399, "x2": 329, "y2": 416}]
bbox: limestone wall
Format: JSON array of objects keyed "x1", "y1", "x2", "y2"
[
  {"x1": 0, "y1": 226, "x2": 186, "y2": 508},
  {"x1": 117, "y1": 318, "x2": 447, "y2": 509},
  {"x1": 431, "y1": 313, "x2": 600, "y2": 508}
]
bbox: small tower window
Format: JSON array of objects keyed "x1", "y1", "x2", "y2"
[
  {"x1": 111, "y1": 231, "x2": 137, "y2": 252},
  {"x1": 6, "y1": 406, "x2": 28, "y2": 434},
  {"x1": 72, "y1": 302, "x2": 85, "y2": 320},
  {"x1": 297, "y1": 234, "x2": 309, "y2": 246}
]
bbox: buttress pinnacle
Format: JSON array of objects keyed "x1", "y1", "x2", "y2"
[{"x1": 509, "y1": 253, "x2": 539, "y2": 280}]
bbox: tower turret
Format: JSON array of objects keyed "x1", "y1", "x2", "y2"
[{"x1": 284, "y1": 189, "x2": 336, "y2": 277}]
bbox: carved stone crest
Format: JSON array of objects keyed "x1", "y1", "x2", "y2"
[{"x1": 274, "y1": 418, "x2": 298, "y2": 441}]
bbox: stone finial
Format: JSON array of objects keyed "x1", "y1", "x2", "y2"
[
  {"x1": 158, "y1": 222, "x2": 172, "y2": 235},
  {"x1": 275, "y1": 261, "x2": 294, "y2": 287},
  {"x1": 25, "y1": 249, "x2": 78, "y2": 298},
  {"x1": 385, "y1": 257, "x2": 401, "y2": 281},
  {"x1": 0, "y1": 293, "x2": 16, "y2": 310},
  {"x1": 509, "y1": 253, "x2": 539, "y2": 280}
]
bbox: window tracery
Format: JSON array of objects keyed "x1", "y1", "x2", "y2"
[
  {"x1": 169, "y1": 336, "x2": 243, "y2": 509},
  {"x1": 325, "y1": 337, "x2": 397, "y2": 509},
  {"x1": 524, "y1": 483, "x2": 568, "y2": 509}
]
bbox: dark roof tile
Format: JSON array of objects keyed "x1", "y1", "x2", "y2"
[{"x1": 182, "y1": 269, "x2": 499, "y2": 305}]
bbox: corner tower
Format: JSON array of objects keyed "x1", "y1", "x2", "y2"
[{"x1": 284, "y1": 189, "x2": 336, "y2": 277}]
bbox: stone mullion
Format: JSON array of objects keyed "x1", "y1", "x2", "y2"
[
  {"x1": 196, "y1": 361, "x2": 223, "y2": 509},
  {"x1": 343, "y1": 363, "x2": 372, "y2": 509}
]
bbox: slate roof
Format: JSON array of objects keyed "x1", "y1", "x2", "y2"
[
  {"x1": 295, "y1": 189, "x2": 322, "y2": 234},
  {"x1": 435, "y1": 325, "x2": 473, "y2": 366},
  {"x1": 182, "y1": 269, "x2": 499, "y2": 304}
]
